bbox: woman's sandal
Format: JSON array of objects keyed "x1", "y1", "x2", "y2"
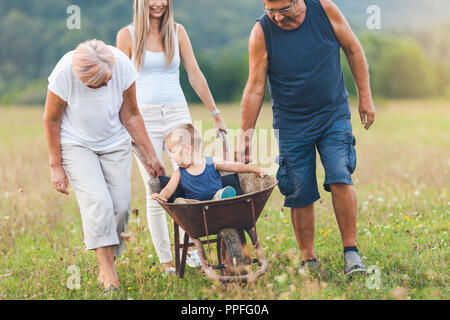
[
  {"x1": 162, "y1": 266, "x2": 176, "y2": 277},
  {"x1": 99, "y1": 273, "x2": 120, "y2": 295}
]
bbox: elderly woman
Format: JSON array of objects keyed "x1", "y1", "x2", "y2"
[{"x1": 43, "y1": 39, "x2": 165, "y2": 293}]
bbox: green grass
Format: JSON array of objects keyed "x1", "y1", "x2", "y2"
[{"x1": 0, "y1": 99, "x2": 448, "y2": 300}]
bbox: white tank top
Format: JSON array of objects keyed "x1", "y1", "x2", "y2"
[{"x1": 127, "y1": 25, "x2": 186, "y2": 105}]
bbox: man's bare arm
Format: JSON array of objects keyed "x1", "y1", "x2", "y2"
[
  {"x1": 321, "y1": 0, "x2": 375, "y2": 130},
  {"x1": 237, "y1": 22, "x2": 269, "y2": 163}
]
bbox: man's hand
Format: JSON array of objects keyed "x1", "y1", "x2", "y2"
[
  {"x1": 359, "y1": 97, "x2": 376, "y2": 130},
  {"x1": 50, "y1": 165, "x2": 69, "y2": 195},
  {"x1": 235, "y1": 137, "x2": 252, "y2": 164}
]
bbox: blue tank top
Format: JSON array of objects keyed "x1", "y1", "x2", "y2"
[
  {"x1": 179, "y1": 157, "x2": 223, "y2": 201},
  {"x1": 258, "y1": 0, "x2": 351, "y2": 138}
]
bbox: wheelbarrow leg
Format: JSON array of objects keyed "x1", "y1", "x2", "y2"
[
  {"x1": 174, "y1": 222, "x2": 189, "y2": 278},
  {"x1": 246, "y1": 198, "x2": 263, "y2": 256},
  {"x1": 246, "y1": 228, "x2": 259, "y2": 248},
  {"x1": 179, "y1": 232, "x2": 189, "y2": 278},
  {"x1": 174, "y1": 222, "x2": 180, "y2": 275}
]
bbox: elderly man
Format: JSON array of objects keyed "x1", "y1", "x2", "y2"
[
  {"x1": 44, "y1": 39, "x2": 165, "y2": 293},
  {"x1": 237, "y1": 0, "x2": 375, "y2": 275}
]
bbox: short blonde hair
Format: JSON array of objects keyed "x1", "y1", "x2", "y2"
[
  {"x1": 72, "y1": 39, "x2": 116, "y2": 87},
  {"x1": 166, "y1": 124, "x2": 202, "y2": 151}
]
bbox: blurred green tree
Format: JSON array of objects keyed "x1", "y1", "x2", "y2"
[{"x1": 375, "y1": 39, "x2": 438, "y2": 98}]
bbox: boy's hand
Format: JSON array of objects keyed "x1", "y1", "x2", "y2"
[
  {"x1": 151, "y1": 193, "x2": 168, "y2": 202},
  {"x1": 255, "y1": 167, "x2": 265, "y2": 178}
]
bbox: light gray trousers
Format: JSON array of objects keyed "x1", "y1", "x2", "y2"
[{"x1": 62, "y1": 140, "x2": 132, "y2": 257}]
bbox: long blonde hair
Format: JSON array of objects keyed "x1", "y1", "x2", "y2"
[{"x1": 132, "y1": 0, "x2": 176, "y2": 72}]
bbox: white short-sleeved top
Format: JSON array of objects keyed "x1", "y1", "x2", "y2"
[{"x1": 48, "y1": 45, "x2": 139, "y2": 152}]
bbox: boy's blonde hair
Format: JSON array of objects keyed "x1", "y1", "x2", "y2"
[{"x1": 166, "y1": 124, "x2": 202, "y2": 151}]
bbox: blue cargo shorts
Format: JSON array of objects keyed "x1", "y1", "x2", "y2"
[{"x1": 276, "y1": 119, "x2": 357, "y2": 208}]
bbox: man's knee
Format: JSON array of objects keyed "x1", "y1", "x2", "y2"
[
  {"x1": 292, "y1": 203, "x2": 314, "y2": 211},
  {"x1": 329, "y1": 183, "x2": 356, "y2": 195},
  {"x1": 330, "y1": 183, "x2": 352, "y2": 189},
  {"x1": 291, "y1": 204, "x2": 315, "y2": 220}
]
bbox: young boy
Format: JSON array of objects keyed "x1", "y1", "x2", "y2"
[{"x1": 151, "y1": 124, "x2": 264, "y2": 202}]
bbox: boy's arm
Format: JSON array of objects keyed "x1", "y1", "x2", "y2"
[
  {"x1": 152, "y1": 169, "x2": 181, "y2": 202},
  {"x1": 213, "y1": 158, "x2": 264, "y2": 177}
]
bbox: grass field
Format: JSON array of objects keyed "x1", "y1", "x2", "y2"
[{"x1": 0, "y1": 99, "x2": 448, "y2": 300}]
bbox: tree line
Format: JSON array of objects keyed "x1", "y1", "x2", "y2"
[{"x1": 4, "y1": 28, "x2": 449, "y2": 106}]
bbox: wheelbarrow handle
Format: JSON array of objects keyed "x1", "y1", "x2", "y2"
[
  {"x1": 131, "y1": 142, "x2": 146, "y2": 165},
  {"x1": 217, "y1": 129, "x2": 230, "y2": 161},
  {"x1": 131, "y1": 142, "x2": 155, "y2": 177}
]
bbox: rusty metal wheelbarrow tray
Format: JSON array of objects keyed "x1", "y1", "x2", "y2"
[
  {"x1": 158, "y1": 183, "x2": 276, "y2": 239},
  {"x1": 156, "y1": 178, "x2": 277, "y2": 283}
]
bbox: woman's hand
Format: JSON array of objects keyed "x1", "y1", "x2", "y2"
[
  {"x1": 145, "y1": 157, "x2": 166, "y2": 178},
  {"x1": 50, "y1": 165, "x2": 69, "y2": 195},
  {"x1": 213, "y1": 115, "x2": 229, "y2": 137}
]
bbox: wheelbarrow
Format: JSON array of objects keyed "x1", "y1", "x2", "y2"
[{"x1": 133, "y1": 131, "x2": 277, "y2": 283}]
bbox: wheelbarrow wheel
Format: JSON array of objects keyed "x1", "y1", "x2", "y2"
[{"x1": 217, "y1": 228, "x2": 247, "y2": 276}]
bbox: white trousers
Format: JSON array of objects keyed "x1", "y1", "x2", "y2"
[
  {"x1": 61, "y1": 140, "x2": 132, "y2": 257},
  {"x1": 135, "y1": 102, "x2": 192, "y2": 264}
]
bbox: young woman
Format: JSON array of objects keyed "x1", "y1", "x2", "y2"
[{"x1": 116, "y1": 0, "x2": 228, "y2": 273}]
